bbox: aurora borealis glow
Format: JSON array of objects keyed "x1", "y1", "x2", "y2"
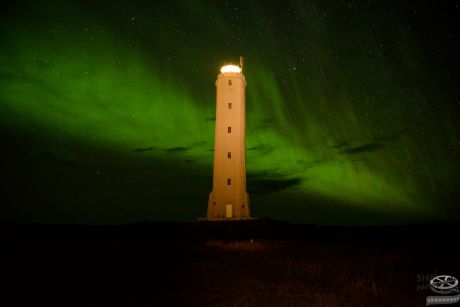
[{"x1": 1, "y1": 0, "x2": 459, "y2": 224}]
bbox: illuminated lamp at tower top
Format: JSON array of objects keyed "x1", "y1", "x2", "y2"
[{"x1": 220, "y1": 65, "x2": 242, "y2": 74}]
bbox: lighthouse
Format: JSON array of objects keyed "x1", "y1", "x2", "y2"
[{"x1": 207, "y1": 57, "x2": 250, "y2": 220}]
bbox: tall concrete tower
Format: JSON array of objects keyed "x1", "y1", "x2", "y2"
[{"x1": 208, "y1": 58, "x2": 250, "y2": 220}]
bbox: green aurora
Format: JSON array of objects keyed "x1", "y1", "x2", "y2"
[{"x1": 1, "y1": 1, "x2": 459, "y2": 224}]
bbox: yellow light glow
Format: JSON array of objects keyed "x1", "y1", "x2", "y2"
[{"x1": 220, "y1": 65, "x2": 241, "y2": 73}]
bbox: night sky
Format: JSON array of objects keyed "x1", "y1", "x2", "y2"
[{"x1": 1, "y1": 0, "x2": 459, "y2": 225}]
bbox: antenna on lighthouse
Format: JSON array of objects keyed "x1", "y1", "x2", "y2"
[{"x1": 239, "y1": 56, "x2": 244, "y2": 72}]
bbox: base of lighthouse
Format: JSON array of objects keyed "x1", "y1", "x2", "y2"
[{"x1": 207, "y1": 192, "x2": 250, "y2": 220}]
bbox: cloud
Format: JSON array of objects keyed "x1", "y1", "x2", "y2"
[
  {"x1": 339, "y1": 143, "x2": 385, "y2": 154},
  {"x1": 133, "y1": 147, "x2": 157, "y2": 152},
  {"x1": 332, "y1": 129, "x2": 405, "y2": 155},
  {"x1": 133, "y1": 146, "x2": 189, "y2": 153},
  {"x1": 175, "y1": 174, "x2": 209, "y2": 181},
  {"x1": 165, "y1": 146, "x2": 189, "y2": 153},
  {"x1": 133, "y1": 141, "x2": 205, "y2": 153},
  {"x1": 330, "y1": 141, "x2": 349, "y2": 149},
  {"x1": 295, "y1": 159, "x2": 325, "y2": 171},
  {"x1": 247, "y1": 173, "x2": 302, "y2": 194},
  {"x1": 247, "y1": 144, "x2": 277, "y2": 156}
]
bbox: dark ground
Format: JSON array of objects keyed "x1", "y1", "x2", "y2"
[{"x1": 2, "y1": 219, "x2": 459, "y2": 306}]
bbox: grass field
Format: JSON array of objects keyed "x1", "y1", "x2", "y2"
[{"x1": 3, "y1": 220, "x2": 459, "y2": 306}]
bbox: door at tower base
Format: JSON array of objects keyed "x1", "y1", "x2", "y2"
[
  {"x1": 226, "y1": 204, "x2": 233, "y2": 218},
  {"x1": 207, "y1": 63, "x2": 251, "y2": 220}
]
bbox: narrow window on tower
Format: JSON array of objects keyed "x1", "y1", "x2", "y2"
[
  {"x1": 228, "y1": 126, "x2": 231, "y2": 133},
  {"x1": 227, "y1": 178, "x2": 231, "y2": 185},
  {"x1": 227, "y1": 152, "x2": 231, "y2": 159},
  {"x1": 228, "y1": 102, "x2": 232, "y2": 109},
  {"x1": 229, "y1": 80, "x2": 232, "y2": 86}
]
